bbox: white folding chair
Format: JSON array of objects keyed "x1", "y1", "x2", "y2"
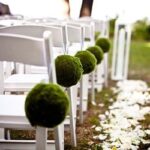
[
  {"x1": 44, "y1": 20, "x2": 90, "y2": 124},
  {"x1": 78, "y1": 17, "x2": 110, "y2": 89},
  {"x1": 0, "y1": 25, "x2": 64, "y2": 93},
  {"x1": 93, "y1": 18, "x2": 110, "y2": 88},
  {"x1": 65, "y1": 23, "x2": 87, "y2": 124},
  {"x1": 111, "y1": 18, "x2": 132, "y2": 80},
  {"x1": 73, "y1": 19, "x2": 97, "y2": 106},
  {"x1": 39, "y1": 20, "x2": 86, "y2": 125},
  {"x1": 0, "y1": 32, "x2": 64, "y2": 150},
  {"x1": 45, "y1": 22, "x2": 79, "y2": 145},
  {"x1": 49, "y1": 21, "x2": 90, "y2": 124},
  {"x1": 0, "y1": 24, "x2": 77, "y2": 147},
  {"x1": 51, "y1": 20, "x2": 90, "y2": 124}
]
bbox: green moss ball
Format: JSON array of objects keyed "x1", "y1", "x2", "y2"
[
  {"x1": 25, "y1": 83, "x2": 69, "y2": 128},
  {"x1": 95, "y1": 38, "x2": 111, "y2": 53},
  {"x1": 55, "y1": 55, "x2": 83, "y2": 87},
  {"x1": 86, "y1": 45, "x2": 104, "y2": 64},
  {"x1": 75, "y1": 51, "x2": 97, "y2": 74}
]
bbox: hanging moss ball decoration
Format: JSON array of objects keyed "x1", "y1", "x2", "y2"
[
  {"x1": 75, "y1": 50, "x2": 97, "y2": 74},
  {"x1": 25, "y1": 83, "x2": 70, "y2": 128},
  {"x1": 55, "y1": 55, "x2": 83, "y2": 87},
  {"x1": 86, "y1": 45, "x2": 104, "y2": 64},
  {"x1": 95, "y1": 37, "x2": 111, "y2": 53}
]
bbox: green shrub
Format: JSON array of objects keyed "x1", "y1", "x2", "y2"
[
  {"x1": 86, "y1": 46, "x2": 104, "y2": 64},
  {"x1": 132, "y1": 18, "x2": 150, "y2": 41},
  {"x1": 55, "y1": 55, "x2": 83, "y2": 87},
  {"x1": 75, "y1": 50, "x2": 97, "y2": 74},
  {"x1": 25, "y1": 83, "x2": 69, "y2": 128},
  {"x1": 145, "y1": 25, "x2": 150, "y2": 40},
  {"x1": 95, "y1": 37, "x2": 111, "y2": 53}
]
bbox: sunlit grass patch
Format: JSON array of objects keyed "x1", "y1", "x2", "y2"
[
  {"x1": 129, "y1": 40, "x2": 150, "y2": 76},
  {"x1": 145, "y1": 42, "x2": 150, "y2": 48}
]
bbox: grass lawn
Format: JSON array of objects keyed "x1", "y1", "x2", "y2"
[{"x1": 129, "y1": 40, "x2": 150, "y2": 84}]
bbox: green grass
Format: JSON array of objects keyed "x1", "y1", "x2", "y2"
[
  {"x1": 129, "y1": 40, "x2": 150, "y2": 83},
  {"x1": 129, "y1": 40, "x2": 150, "y2": 73}
]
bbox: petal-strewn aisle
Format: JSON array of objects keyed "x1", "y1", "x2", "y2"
[{"x1": 93, "y1": 80, "x2": 150, "y2": 149}]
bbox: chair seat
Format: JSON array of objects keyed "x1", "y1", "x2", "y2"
[
  {"x1": 0, "y1": 95, "x2": 59, "y2": 149},
  {"x1": 0, "y1": 95, "x2": 73, "y2": 129},
  {"x1": 0, "y1": 95, "x2": 28, "y2": 128},
  {"x1": 0, "y1": 139, "x2": 56, "y2": 150},
  {"x1": 4, "y1": 74, "x2": 48, "y2": 92},
  {"x1": 0, "y1": 95, "x2": 26, "y2": 117}
]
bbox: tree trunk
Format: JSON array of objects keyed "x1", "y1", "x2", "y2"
[
  {"x1": 79, "y1": 0, "x2": 94, "y2": 17},
  {"x1": 65, "y1": 0, "x2": 70, "y2": 17},
  {"x1": 0, "y1": 2, "x2": 11, "y2": 16}
]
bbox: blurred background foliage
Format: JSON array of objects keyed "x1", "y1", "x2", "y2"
[
  {"x1": 109, "y1": 17, "x2": 150, "y2": 41},
  {"x1": 132, "y1": 18, "x2": 150, "y2": 41}
]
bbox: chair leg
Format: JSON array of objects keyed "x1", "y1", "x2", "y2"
[
  {"x1": 67, "y1": 88, "x2": 77, "y2": 147},
  {"x1": 96, "y1": 62, "x2": 104, "y2": 91},
  {"x1": 91, "y1": 71, "x2": 96, "y2": 105},
  {"x1": 4, "y1": 129, "x2": 10, "y2": 140},
  {"x1": 72, "y1": 85, "x2": 77, "y2": 121},
  {"x1": 0, "y1": 62, "x2": 4, "y2": 94},
  {"x1": 79, "y1": 77, "x2": 83, "y2": 124},
  {"x1": 36, "y1": 126, "x2": 47, "y2": 150},
  {"x1": 0, "y1": 129, "x2": 4, "y2": 139},
  {"x1": 54, "y1": 124, "x2": 64, "y2": 150},
  {"x1": 79, "y1": 74, "x2": 89, "y2": 124},
  {"x1": 104, "y1": 53, "x2": 108, "y2": 87},
  {"x1": 83, "y1": 75, "x2": 89, "y2": 112}
]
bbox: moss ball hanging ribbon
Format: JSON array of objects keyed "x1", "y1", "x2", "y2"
[
  {"x1": 55, "y1": 55, "x2": 83, "y2": 87},
  {"x1": 95, "y1": 37, "x2": 111, "y2": 53},
  {"x1": 75, "y1": 50, "x2": 97, "y2": 74},
  {"x1": 25, "y1": 83, "x2": 70, "y2": 128},
  {"x1": 86, "y1": 45, "x2": 104, "y2": 64}
]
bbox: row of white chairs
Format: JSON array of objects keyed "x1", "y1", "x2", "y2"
[
  {"x1": 0, "y1": 23, "x2": 83, "y2": 150},
  {"x1": 0, "y1": 30, "x2": 62, "y2": 150},
  {"x1": 0, "y1": 16, "x2": 110, "y2": 150}
]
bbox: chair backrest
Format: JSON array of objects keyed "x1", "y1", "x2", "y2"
[
  {"x1": 0, "y1": 25, "x2": 64, "y2": 48},
  {"x1": 25, "y1": 17, "x2": 58, "y2": 24},
  {"x1": 79, "y1": 17, "x2": 109, "y2": 38},
  {"x1": 44, "y1": 22, "x2": 69, "y2": 53},
  {"x1": 67, "y1": 24, "x2": 84, "y2": 47},
  {"x1": 0, "y1": 20, "x2": 23, "y2": 26},
  {"x1": 0, "y1": 32, "x2": 56, "y2": 83},
  {"x1": 94, "y1": 19, "x2": 109, "y2": 38},
  {"x1": 45, "y1": 22, "x2": 83, "y2": 55},
  {"x1": 49, "y1": 21, "x2": 85, "y2": 55},
  {"x1": 0, "y1": 24, "x2": 65, "y2": 75},
  {"x1": 75, "y1": 19, "x2": 95, "y2": 44}
]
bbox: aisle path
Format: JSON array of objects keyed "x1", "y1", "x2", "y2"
[{"x1": 93, "y1": 80, "x2": 150, "y2": 149}]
